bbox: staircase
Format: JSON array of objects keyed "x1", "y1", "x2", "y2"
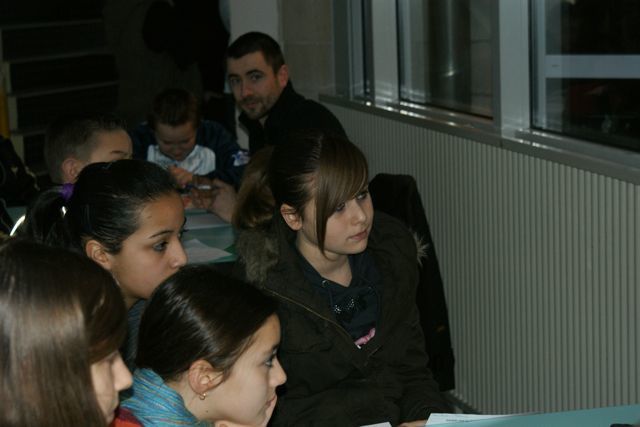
[{"x1": 0, "y1": 0, "x2": 118, "y2": 181}]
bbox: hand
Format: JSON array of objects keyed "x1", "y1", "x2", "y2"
[
  {"x1": 168, "y1": 165, "x2": 194, "y2": 188},
  {"x1": 190, "y1": 179, "x2": 237, "y2": 223},
  {"x1": 398, "y1": 420, "x2": 427, "y2": 427}
]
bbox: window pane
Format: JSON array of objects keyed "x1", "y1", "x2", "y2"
[
  {"x1": 532, "y1": 0, "x2": 640, "y2": 151},
  {"x1": 397, "y1": 0, "x2": 493, "y2": 117},
  {"x1": 361, "y1": 0, "x2": 374, "y2": 96}
]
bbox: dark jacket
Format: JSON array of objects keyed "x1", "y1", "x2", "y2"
[
  {"x1": 239, "y1": 82, "x2": 346, "y2": 154},
  {"x1": 130, "y1": 119, "x2": 247, "y2": 186},
  {"x1": 369, "y1": 173, "x2": 455, "y2": 391},
  {"x1": 234, "y1": 212, "x2": 450, "y2": 426}
]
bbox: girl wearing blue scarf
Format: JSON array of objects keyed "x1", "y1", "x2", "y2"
[{"x1": 118, "y1": 265, "x2": 286, "y2": 426}]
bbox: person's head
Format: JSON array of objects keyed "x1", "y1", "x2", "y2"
[
  {"x1": 45, "y1": 113, "x2": 133, "y2": 184},
  {"x1": 236, "y1": 130, "x2": 373, "y2": 258},
  {"x1": 23, "y1": 159, "x2": 187, "y2": 307},
  {"x1": 147, "y1": 88, "x2": 201, "y2": 162},
  {"x1": 226, "y1": 32, "x2": 289, "y2": 121},
  {"x1": 136, "y1": 265, "x2": 286, "y2": 425},
  {"x1": 0, "y1": 238, "x2": 131, "y2": 426}
]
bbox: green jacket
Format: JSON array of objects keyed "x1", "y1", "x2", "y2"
[{"x1": 235, "y1": 212, "x2": 451, "y2": 426}]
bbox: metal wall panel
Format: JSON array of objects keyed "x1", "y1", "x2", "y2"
[{"x1": 328, "y1": 104, "x2": 640, "y2": 413}]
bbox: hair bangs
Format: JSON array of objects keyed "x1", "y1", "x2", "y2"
[{"x1": 315, "y1": 141, "x2": 369, "y2": 253}]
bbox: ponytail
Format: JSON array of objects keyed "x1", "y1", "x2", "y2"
[{"x1": 232, "y1": 146, "x2": 276, "y2": 230}]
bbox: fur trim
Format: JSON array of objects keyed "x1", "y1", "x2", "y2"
[
  {"x1": 236, "y1": 228, "x2": 280, "y2": 285},
  {"x1": 413, "y1": 231, "x2": 429, "y2": 267}
]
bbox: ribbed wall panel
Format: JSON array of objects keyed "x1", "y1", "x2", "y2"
[{"x1": 327, "y1": 104, "x2": 640, "y2": 414}]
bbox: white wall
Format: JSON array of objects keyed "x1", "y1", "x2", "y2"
[
  {"x1": 227, "y1": 0, "x2": 281, "y2": 148},
  {"x1": 229, "y1": 0, "x2": 281, "y2": 46}
]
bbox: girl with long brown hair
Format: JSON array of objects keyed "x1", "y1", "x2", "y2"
[{"x1": 0, "y1": 238, "x2": 131, "y2": 426}]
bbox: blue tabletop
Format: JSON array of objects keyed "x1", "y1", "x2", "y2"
[{"x1": 428, "y1": 404, "x2": 640, "y2": 427}]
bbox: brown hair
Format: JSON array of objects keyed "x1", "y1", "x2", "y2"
[
  {"x1": 0, "y1": 238, "x2": 127, "y2": 427},
  {"x1": 234, "y1": 130, "x2": 369, "y2": 253},
  {"x1": 232, "y1": 146, "x2": 275, "y2": 230},
  {"x1": 44, "y1": 113, "x2": 127, "y2": 183},
  {"x1": 147, "y1": 88, "x2": 201, "y2": 130}
]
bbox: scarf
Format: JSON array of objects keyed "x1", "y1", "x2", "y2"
[{"x1": 121, "y1": 368, "x2": 211, "y2": 426}]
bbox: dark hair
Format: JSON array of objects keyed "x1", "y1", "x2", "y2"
[
  {"x1": 0, "y1": 238, "x2": 126, "y2": 427},
  {"x1": 22, "y1": 159, "x2": 179, "y2": 255},
  {"x1": 147, "y1": 88, "x2": 201, "y2": 130},
  {"x1": 45, "y1": 112, "x2": 127, "y2": 183},
  {"x1": 226, "y1": 31, "x2": 285, "y2": 73},
  {"x1": 136, "y1": 265, "x2": 278, "y2": 382},
  {"x1": 232, "y1": 146, "x2": 275, "y2": 230},
  {"x1": 234, "y1": 130, "x2": 369, "y2": 253}
]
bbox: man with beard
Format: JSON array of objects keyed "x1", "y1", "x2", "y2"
[
  {"x1": 226, "y1": 31, "x2": 346, "y2": 154},
  {"x1": 189, "y1": 32, "x2": 346, "y2": 222}
]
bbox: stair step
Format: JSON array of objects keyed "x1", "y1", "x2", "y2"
[
  {"x1": 0, "y1": 20, "x2": 107, "y2": 61},
  {"x1": 0, "y1": 1, "x2": 101, "y2": 26},
  {"x1": 8, "y1": 82, "x2": 118, "y2": 131},
  {"x1": 6, "y1": 53, "x2": 117, "y2": 93}
]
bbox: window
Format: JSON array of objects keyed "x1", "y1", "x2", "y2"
[
  {"x1": 531, "y1": 0, "x2": 640, "y2": 151},
  {"x1": 336, "y1": 0, "x2": 640, "y2": 156},
  {"x1": 397, "y1": 0, "x2": 493, "y2": 117}
]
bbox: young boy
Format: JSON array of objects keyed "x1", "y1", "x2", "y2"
[
  {"x1": 130, "y1": 88, "x2": 249, "y2": 189},
  {"x1": 45, "y1": 113, "x2": 133, "y2": 184}
]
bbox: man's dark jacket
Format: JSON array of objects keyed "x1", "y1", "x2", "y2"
[{"x1": 239, "y1": 82, "x2": 346, "y2": 153}]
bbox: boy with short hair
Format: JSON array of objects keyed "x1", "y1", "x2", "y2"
[
  {"x1": 45, "y1": 113, "x2": 133, "y2": 184},
  {"x1": 130, "y1": 88, "x2": 248, "y2": 189}
]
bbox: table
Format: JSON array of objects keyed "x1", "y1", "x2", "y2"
[
  {"x1": 183, "y1": 209, "x2": 237, "y2": 264},
  {"x1": 426, "y1": 404, "x2": 640, "y2": 427}
]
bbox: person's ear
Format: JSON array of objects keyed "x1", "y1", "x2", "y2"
[
  {"x1": 187, "y1": 359, "x2": 223, "y2": 396},
  {"x1": 61, "y1": 157, "x2": 84, "y2": 183},
  {"x1": 276, "y1": 64, "x2": 289, "y2": 87},
  {"x1": 85, "y1": 239, "x2": 113, "y2": 271},
  {"x1": 280, "y1": 203, "x2": 302, "y2": 231}
]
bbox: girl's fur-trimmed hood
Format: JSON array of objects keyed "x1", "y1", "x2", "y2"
[
  {"x1": 235, "y1": 227, "x2": 280, "y2": 285},
  {"x1": 235, "y1": 215, "x2": 428, "y2": 285}
]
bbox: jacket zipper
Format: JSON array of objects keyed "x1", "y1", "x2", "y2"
[{"x1": 264, "y1": 288, "x2": 357, "y2": 345}]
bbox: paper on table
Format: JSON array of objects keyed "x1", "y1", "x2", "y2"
[
  {"x1": 426, "y1": 413, "x2": 519, "y2": 425},
  {"x1": 185, "y1": 212, "x2": 227, "y2": 229},
  {"x1": 360, "y1": 423, "x2": 392, "y2": 427},
  {"x1": 183, "y1": 238, "x2": 232, "y2": 264}
]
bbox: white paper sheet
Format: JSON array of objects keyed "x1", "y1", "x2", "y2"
[
  {"x1": 183, "y1": 238, "x2": 232, "y2": 264},
  {"x1": 426, "y1": 413, "x2": 518, "y2": 425},
  {"x1": 185, "y1": 212, "x2": 227, "y2": 229}
]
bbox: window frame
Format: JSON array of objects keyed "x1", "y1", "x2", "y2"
[{"x1": 330, "y1": 0, "x2": 640, "y2": 185}]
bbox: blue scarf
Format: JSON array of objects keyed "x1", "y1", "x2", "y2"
[{"x1": 122, "y1": 368, "x2": 211, "y2": 426}]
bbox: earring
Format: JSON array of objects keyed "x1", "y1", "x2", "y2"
[{"x1": 199, "y1": 392, "x2": 207, "y2": 401}]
